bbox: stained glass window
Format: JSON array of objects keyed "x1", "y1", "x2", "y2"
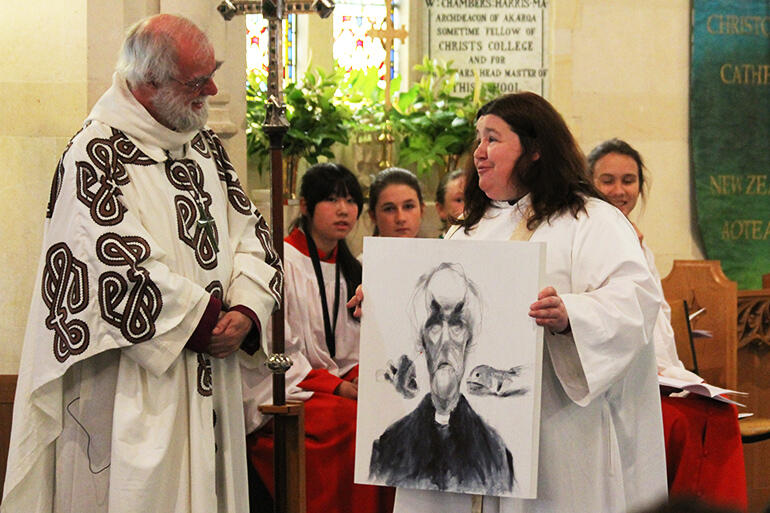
[
  {"x1": 246, "y1": 14, "x2": 297, "y2": 83},
  {"x1": 333, "y1": 0, "x2": 399, "y2": 79}
]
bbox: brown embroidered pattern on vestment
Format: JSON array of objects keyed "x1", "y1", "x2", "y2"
[
  {"x1": 96, "y1": 232, "x2": 162, "y2": 343},
  {"x1": 47, "y1": 127, "x2": 85, "y2": 219},
  {"x1": 74, "y1": 129, "x2": 154, "y2": 225},
  {"x1": 196, "y1": 353, "x2": 213, "y2": 397},
  {"x1": 87, "y1": 128, "x2": 154, "y2": 179},
  {"x1": 42, "y1": 243, "x2": 90, "y2": 362},
  {"x1": 255, "y1": 213, "x2": 284, "y2": 305},
  {"x1": 77, "y1": 161, "x2": 127, "y2": 226},
  {"x1": 202, "y1": 130, "x2": 252, "y2": 215},
  {"x1": 47, "y1": 160, "x2": 66, "y2": 220},
  {"x1": 190, "y1": 132, "x2": 211, "y2": 159},
  {"x1": 166, "y1": 159, "x2": 219, "y2": 269},
  {"x1": 205, "y1": 280, "x2": 224, "y2": 300}
]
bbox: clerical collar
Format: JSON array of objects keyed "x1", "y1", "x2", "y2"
[
  {"x1": 490, "y1": 193, "x2": 530, "y2": 210},
  {"x1": 434, "y1": 411, "x2": 451, "y2": 425}
]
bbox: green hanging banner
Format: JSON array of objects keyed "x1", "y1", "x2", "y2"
[{"x1": 691, "y1": 0, "x2": 770, "y2": 290}]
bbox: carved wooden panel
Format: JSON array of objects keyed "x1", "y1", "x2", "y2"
[
  {"x1": 661, "y1": 260, "x2": 738, "y2": 390},
  {"x1": 738, "y1": 290, "x2": 770, "y2": 350},
  {"x1": 739, "y1": 343, "x2": 770, "y2": 513},
  {"x1": 737, "y1": 286, "x2": 770, "y2": 513}
]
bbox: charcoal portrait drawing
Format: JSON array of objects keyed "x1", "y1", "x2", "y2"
[{"x1": 368, "y1": 263, "x2": 514, "y2": 494}]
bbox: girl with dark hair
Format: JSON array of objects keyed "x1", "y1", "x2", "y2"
[
  {"x1": 294, "y1": 162, "x2": 364, "y2": 320},
  {"x1": 395, "y1": 93, "x2": 668, "y2": 512},
  {"x1": 589, "y1": 139, "x2": 747, "y2": 510},
  {"x1": 368, "y1": 167, "x2": 425, "y2": 238},
  {"x1": 246, "y1": 163, "x2": 394, "y2": 513}
]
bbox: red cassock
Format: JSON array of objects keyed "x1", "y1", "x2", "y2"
[
  {"x1": 661, "y1": 393, "x2": 747, "y2": 512},
  {"x1": 248, "y1": 367, "x2": 395, "y2": 513}
]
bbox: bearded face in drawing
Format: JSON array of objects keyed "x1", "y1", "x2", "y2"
[{"x1": 410, "y1": 263, "x2": 481, "y2": 415}]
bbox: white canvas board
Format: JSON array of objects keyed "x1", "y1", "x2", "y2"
[{"x1": 354, "y1": 237, "x2": 545, "y2": 498}]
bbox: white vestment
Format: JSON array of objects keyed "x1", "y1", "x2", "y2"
[
  {"x1": 642, "y1": 243, "x2": 701, "y2": 383},
  {"x1": 394, "y1": 196, "x2": 668, "y2": 513},
  {"x1": 2, "y1": 73, "x2": 282, "y2": 513},
  {"x1": 241, "y1": 229, "x2": 360, "y2": 433}
]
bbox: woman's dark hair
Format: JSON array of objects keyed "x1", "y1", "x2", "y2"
[
  {"x1": 460, "y1": 92, "x2": 601, "y2": 232},
  {"x1": 368, "y1": 167, "x2": 424, "y2": 236},
  {"x1": 587, "y1": 138, "x2": 647, "y2": 199},
  {"x1": 435, "y1": 169, "x2": 465, "y2": 206},
  {"x1": 295, "y1": 163, "x2": 363, "y2": 311}
]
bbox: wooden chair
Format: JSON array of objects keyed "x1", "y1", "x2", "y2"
[
  {"x1": 663, "y1": 262, "x2": 770, "y2": 510},
  {"x1": 661, "y1": 260, "x2": 737, "y2": 390},
  {"x1": 665, "y1": 297, "x2": 769, "y2": 442},
  {"x1": 739, "y1": 417, "x2": 770, "y2": 444}
]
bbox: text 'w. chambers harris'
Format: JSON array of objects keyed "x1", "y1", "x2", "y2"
[
  {"x1": 429, "y1": 0, "x2": 546, "y2": 8},
  {"x1": 426, "y1": 0, "x2": 549, "y2": 95}
]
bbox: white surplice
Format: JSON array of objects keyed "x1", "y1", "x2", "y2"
[
  {"x1": 1, "y1": 73, "x2": 282, "y2": 513},
  {"x1": 642, "y1": 243, "x2": 702, "y2": 383},
  {"x1": 282, "y1": 239, "x2": 360, "y2": 377},
  {"x1": 394, "y1": 196, "x2": 667, "y2": 513}
]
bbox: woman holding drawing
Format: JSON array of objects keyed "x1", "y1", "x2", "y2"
[
  {"x1": 353, "y1": 92, "x2": 668, "y2": 512},
  {"x1": 242, "y1": 163, "x2": 394, "y2": 513},
  {"x1": 588, "y1": 139, "x2": 747, "y2": 511}
]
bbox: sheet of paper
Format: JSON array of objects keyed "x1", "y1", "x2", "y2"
[
  {"x1": 658, "y1": 375, "x2": 747, "y2": 406},
  {"x1": 355, "y1": 237, "x2": 545, "y2": 498}
]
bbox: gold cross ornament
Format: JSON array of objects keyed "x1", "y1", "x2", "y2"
[{"x1": 366, "y1": 1, "x2": 407, "y2": 111}]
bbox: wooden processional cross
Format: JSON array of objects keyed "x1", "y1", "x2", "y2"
[
  {"x1": 219, "y1": 2, "x2": 334, "y2": 512},
  {"x1": 365, "y1": 2, "x2": 407, "y2": 168}
]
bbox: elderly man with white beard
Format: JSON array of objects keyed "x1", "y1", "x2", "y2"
[{"x1": 1, "y1": 14, "x2": 282, "y2": 513}]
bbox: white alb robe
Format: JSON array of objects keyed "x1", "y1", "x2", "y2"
[
  {"x1": 395, "y1": 196, "x2": 668, "y2": 513},
  {"x1": 1, "y1": 73, "x2": 282, "y2": 513},
  {"x1": 643, "y1": 243, "x2": 702, "y2": 383}
]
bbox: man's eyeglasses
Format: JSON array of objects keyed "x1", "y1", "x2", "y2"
[{"x1": 171, "y1": 61, "x2": 223, "y2": 93}]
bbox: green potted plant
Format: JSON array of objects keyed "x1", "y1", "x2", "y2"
[
  {"x1": 393, "y1": 58, "x2": 498, "y2": 178},
  {"x1": 335, "y1": 66, "x2": 402, "y2": 141},
  {"x1": 246, "y1": 66, "x2": 353, "y2": 197}
]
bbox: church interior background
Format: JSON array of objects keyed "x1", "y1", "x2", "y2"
[{"x1": 7, "y1": 0, "x2": 767, "y2": 509}]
